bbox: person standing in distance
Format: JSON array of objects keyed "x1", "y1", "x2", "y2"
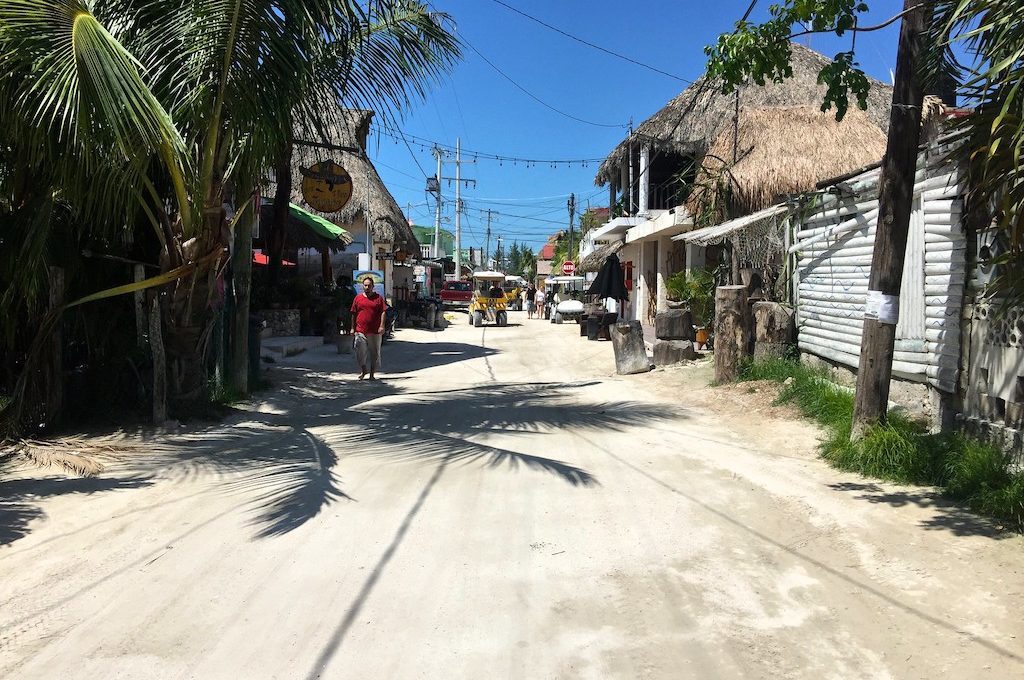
[
  {"x1": 533, "y1": 286, "x2": 546, "y2": 320},
  {"x1": 350, "y1": 276, "x2": 387, "y2": 380}
]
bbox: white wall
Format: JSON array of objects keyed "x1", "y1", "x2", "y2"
[{"x1": 792, "y1": 140, "x2": 965, "y2": 393}]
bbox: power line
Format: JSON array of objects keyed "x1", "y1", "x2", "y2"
[
  {"x1": 376, "y1": 124, "x2": 606, "y2": 166},
  {"x1": 488, "y1": 0, "x2": 692, "y2": 84},
  {"x1": 463, "y1": 39, "x2": 628, "y2": 130},
  {"x1": 394, "y1": 127, "x2": 430, "y2": 179}
]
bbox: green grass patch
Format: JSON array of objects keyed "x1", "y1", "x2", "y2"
[{"x1": 739, "y1": 358, "x2": 1024, "y2": 531}]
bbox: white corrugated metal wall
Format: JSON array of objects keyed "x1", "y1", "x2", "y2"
[{"x1": 792, "y1": 141, "x2": 965, "y2": 393}]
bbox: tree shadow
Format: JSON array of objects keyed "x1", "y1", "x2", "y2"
[
  {"x1": 826, "y1": 482, "x2": 1013, "y2": 539},
  {"x1": 114, "y1": 373, "x2": 681, "y2": 539},
  {"x1": 376, "y1": 339, "x2": 498, "y2": 374},
  {"x1": 0, "y1": 475, "x2": 154, "y2": 547},
  {"x1": 6, "y1": 344, "x2": 681, "y2": 545}
]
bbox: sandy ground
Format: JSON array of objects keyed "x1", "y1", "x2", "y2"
[{"x1": 1, "y1": 311, "x2": 1023, "y2": 679}]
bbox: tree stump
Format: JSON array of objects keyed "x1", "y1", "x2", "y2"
[
  {"x1": 655, "y1": 309, "x2": 693, "y2": 340},
  {"x1": 753, "y1": 302, "x2": 795, "y2": 359},
  {"x1": 653, "y1": 339, "x2": 697, "y2": 366},
  {"x1": 610, "y1": 321, "x2": 651, "y2": 374},
  {"x1": 714, "y1": 285, "x2": 751, "y2": 383}
]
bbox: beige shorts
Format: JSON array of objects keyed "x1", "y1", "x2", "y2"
[{"x1": 353, "y1": 332, "x2": 383, "y2": 372}]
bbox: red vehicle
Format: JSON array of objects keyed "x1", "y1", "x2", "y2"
[{"x1": 439, "y1": 280, "x2": 473, "y2": 309}]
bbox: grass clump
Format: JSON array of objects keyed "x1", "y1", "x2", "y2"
[{"x1": 739, "y1": 357, "x2": 1024, "y2": 531}]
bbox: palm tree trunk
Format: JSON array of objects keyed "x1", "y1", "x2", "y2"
[
  {"x1": 268, "y1": 141, "x2": 293, "y2": 286},
  {"x1": 230, "y1": 189, "x2": 256, "y2": 395}
]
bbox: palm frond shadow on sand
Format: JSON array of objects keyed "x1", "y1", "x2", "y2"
[{"x1": 116, "y1": 377, "x2": 683, "y2": 539}]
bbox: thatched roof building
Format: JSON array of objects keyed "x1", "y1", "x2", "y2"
[
  {"x1": 289, "y1": 110, "x2": 418, "y2": 253},
  {"x1": 595, "y1": 44, "x2": 893, "y2": 190},
  {"x1": 691, "y1": 105, "x2": 888, "y2": 218},
  {"x1": 579, "y1": 239, "x2": 624, "y2": 274}
]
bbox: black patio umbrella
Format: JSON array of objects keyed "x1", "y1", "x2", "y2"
[{"x1": 586, "y1": 252, "x2": 629, "y2": 301}]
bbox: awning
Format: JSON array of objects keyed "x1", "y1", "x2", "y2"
[
  {"x1": 672, "y1": 204, "x2": 789, "y2": 247},
  {"x1": 288, "y1": 202, "x2": 351, "y2": 244}
]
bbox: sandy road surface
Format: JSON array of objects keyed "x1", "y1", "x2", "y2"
[{"x1": 2, "y1": 310, "x2": 1023, "y2": 679}]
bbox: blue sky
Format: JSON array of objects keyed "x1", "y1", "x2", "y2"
[{"x1": 367, "y1": 0, "x2": 906, "y2": 255}]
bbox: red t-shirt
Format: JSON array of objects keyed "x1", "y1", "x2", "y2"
[{"x1": 351, "y1": 292, "x2": 386, "y2": 335}]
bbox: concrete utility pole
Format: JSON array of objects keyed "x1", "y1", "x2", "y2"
[
  {"x1": 455, "y1": 138, "x2": 462, "y2": 277},
  {"x1": 567, "y1": 193, "x2": 576, "y2": 261},
  {"x1": 447, "y1": 138, "x2": 476, "y2": 277},
  {"x1": 432, "y1": 146, "x2": 443, "y2": 257},
  {"x1": 484, "y1": 209, "x2": 496, "y2": 265},
  {"x1": 852, "y1": 0, "x2": 928, "y2": 437}
]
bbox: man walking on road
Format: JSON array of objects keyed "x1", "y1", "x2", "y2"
[{"x1": 350, "y1": 276, "x2": 386, "y2": 380}]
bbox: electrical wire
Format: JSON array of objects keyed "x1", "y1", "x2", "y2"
[
  {"x1": 463, "y1": 39, "x2": 629, "y2": 130},
  {"x1": 488, "y1": 0, "x2": 692, "y2": 84},
  {"x1": 376, "y1": 124, "x2": 606, "y2": 165}
]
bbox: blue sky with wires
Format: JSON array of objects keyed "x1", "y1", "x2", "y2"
[{"x1": 367, "y1": 0, "x2": 907, "y2": 254}]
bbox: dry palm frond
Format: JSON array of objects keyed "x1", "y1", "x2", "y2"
[{"x1": 5, "y1": 438, "x2": 140, "y2": 477}]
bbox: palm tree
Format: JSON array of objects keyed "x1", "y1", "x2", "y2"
[
  {"x1": 931, "y1": 0, "x2": 1024, "y2": 305},
  {"x1": 0, "y1": 0, "x2": 458, "y2": 420}
]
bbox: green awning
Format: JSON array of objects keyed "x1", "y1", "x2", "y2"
[{"x1": 289, "y1": 203, "x2": 351, "y2": 244}]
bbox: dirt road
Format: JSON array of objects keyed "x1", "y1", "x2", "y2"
[{"x1": 2, "y1": 311, "x2": 1022, "y2": 679}]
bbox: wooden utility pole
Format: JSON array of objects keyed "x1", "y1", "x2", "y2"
[{"x1": 852, "y1": 0, "x2": 928, "y2": 437}]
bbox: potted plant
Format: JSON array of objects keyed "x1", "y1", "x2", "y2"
[{"x1": 666, "y1": 268, "x2": 716, "y2": 347}]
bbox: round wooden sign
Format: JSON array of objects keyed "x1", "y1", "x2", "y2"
[{"x1": 300, "y1": 160, "x2": 353, "y2": 213}]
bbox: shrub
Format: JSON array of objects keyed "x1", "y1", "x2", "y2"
[{"x1": 739, "y1": 357, "x2": 1024, "y2": 532}]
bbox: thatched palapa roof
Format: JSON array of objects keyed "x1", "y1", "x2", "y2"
[
  {"x1": 595, "y1": 43, "x2": 893, "y2": 186},
  {"x1": 290, "y1": 110, "x2": 418, "y2": 253},
  {"x1": 692, "y1": 105, "x2": 888, "y2": 217},
  {"x1": 578, "y1": 240, "x2": 624, "y2": 274}
]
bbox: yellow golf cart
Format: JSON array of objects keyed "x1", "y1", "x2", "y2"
[{"x1": 468, "y1": 271, "x2": 509, "y2": 327}]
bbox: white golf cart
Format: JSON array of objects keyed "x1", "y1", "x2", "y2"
[{"x1": 543, "y1": 275, "x2": 586, "y2": 324}]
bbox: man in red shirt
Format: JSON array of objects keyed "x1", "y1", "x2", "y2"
[{"x1": 349, "y1": 276, "x2": 387, "y2": 380}]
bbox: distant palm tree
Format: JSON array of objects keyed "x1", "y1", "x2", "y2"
[{"x1": 0, "y1": 0, "x2": 458, "y2": 413}]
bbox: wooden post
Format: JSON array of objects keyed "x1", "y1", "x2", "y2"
[
  {"x1": 149, "y1": 294, "x2": 167, "y2": 424},
  {"x1": 133, "y1": 264, "x2": 147, "y2": 347},
  {"x1": 714, "y1": 285, "x2": 750, "y2": 383},
  {"x1": 45, "y1": 266, "x2": 64, "y2": 426},
  {"x1": 852, "y1": 1, "x2": 928, "y2": 438}
]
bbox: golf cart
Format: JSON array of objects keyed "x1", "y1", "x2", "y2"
[
  {"x1": 468, "y1": 271, "x2": 510, "y2": 327},
  {"x1": 544, "y1": 275, "x2": 586, "y2": 324},
  {"x1": 503, "y1": 275, "x2": 527, "y2": 310}
]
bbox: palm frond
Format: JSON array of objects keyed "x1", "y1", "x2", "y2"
[
  {"x1": 0, "y1": 0, "x2": 183, "y2": 161},
  {"x1": 931, "y1": 0, "x2": 1024, "y2": 304}
]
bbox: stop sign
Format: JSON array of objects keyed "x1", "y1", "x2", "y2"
[{"x1": 561, "y1": 260, "x2": 576, "y2": 275}]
